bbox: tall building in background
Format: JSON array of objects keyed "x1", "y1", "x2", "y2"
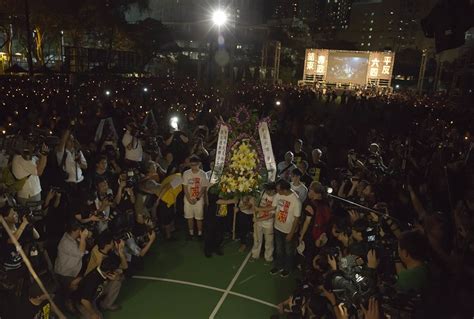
[
  {"x1": 337, "y1": 0, "x2": 437, "y2": 51},
  {"x1": 314, "y1": 0, "x2": 352, "y2": 31},
  {"x1": 274, "y1": 0, "x2": 299, "y2": 19}
]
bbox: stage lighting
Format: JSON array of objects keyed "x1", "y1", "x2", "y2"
[
  {"x1": 275, "y1": 100, "x2": 281, "y2": 106},
  {"x1": 395, "y1": 84, "x2": 400, "y2": 89},
  {"x1": 170, "y1": 116, "x2": 179, "y2": 131},
  {"x1": 143, "y1": 87, "x2": 148, "y2": 92},
  {"x1": 105, "y1": 90, "x2": 111, "y2": 96},
  {"x1": 327, "y1": 187, "x2": 333, "y2": 194},
  {"x1": 212, "y1": 9, "x2": 228, "y2": 27}
]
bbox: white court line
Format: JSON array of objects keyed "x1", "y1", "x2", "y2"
[
  {"x1": 133, "y1": 276, "x2": 226, "y2": 293},
  {"x1": 132, "y1": 274, "x2": 279, "y2": 310},
  {"x1": 209, "y1": 252, "x2": 252, "y2": 318}
]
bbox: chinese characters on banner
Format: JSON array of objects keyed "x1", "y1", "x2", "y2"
[
  {"x1": 368, "y1": 52, "x2": 395, "y2": 80},
  {"x1": 210, "y1": 124, "x2": 229, "y2": 184},
  {"x1": 258, "y1": 121, "x2": 277, "y2": 182},
  {"x1": 304, "y1": 49, "x2": 329, "y2": 77}
]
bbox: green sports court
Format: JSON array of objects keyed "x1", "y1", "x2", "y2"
[{"x1": 100, "y1": 233, "x2": 297, "y2": 319}]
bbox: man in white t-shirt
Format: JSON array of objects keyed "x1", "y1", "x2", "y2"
[
  {"x1": 182, "y1": 155, "x2": 209, "y2": 239},
  {"x1": 269, "y1": 179, "x2": 301, "y2": 278},
  {"x1": 122, "y1": 119, "x2": 143, "y2": 167},
  {"x1": 57, "y1": 129, "x2": 88, "y2": 187},
  {"x1": 12, "y1": 144, "x2": 48, "y2": 205},
  {"x1": 290, "y1": 168, "x2": 308, "y2": 203},
  {"x1": 251, "y1": 182, "x2": 277, "y2": 263}
]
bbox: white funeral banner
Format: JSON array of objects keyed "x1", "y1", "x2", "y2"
[
  {"x1": 210, "y1": 124, "x2": 229, "y2": 184},
  {"x1": 258, "y1": 121, "x2": 277, "y2": 182}
]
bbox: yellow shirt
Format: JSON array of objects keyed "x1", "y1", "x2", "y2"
[
  {"x1": 161, "y1": 173, "x2": 183, "y2": 208},
  {"x1": 85, "y1": 245, "x2": 106, "y2": 276}
]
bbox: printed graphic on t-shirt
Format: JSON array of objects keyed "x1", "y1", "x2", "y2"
[
  {"x1": 260, "y1": 198, "x2": 273, "y2": 219},
  {"x1": 189, "y1": 177, "x2": 201, "y2": 199},
  {"x1": 276, "y1": 199, "x2": 291, "y2": 223},
  {"x1": 94, "y1": 283, "x2": 105, "y2": 301},
  {"x1": 217, "y1": 204, "x2": 228, "y2": 217},
  {"x1": 33, "y1": 303, "x2": 50, "y2": 319},
  {"x1": 310, "y1": 167, "x2": 321, "y2": 182}
]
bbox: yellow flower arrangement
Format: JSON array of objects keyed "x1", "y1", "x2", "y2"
[{"x1": 219, "y1": 140, "x2": 261, "y2": 197}]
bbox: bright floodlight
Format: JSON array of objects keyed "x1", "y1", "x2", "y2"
[
  {"x1": 170, "y1": 116, "x2": 179, "y2": 131},
  {"x1": 327, "y1": 187, "x2": 333, "y2": 194},
  {"x1": 105, "y1": 90, "x2": 111, "y2": 96},
  {"x1": 212, "y1": 9, "x2": 228, "y2": 27}
]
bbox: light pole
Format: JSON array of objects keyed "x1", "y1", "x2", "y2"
[
  {"x1": 60, "y1": 30, "x2": 65, "y2": 65},
  {"x1": 24, "y1": 0, "x2": 34, "y2": 75}
]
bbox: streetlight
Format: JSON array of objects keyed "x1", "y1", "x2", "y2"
[{"x1": 212, "y1": 9, "x2": 228, "y2": 28}]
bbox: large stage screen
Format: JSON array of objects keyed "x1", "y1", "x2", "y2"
[
  {"x1": 325, "y1": 51, "x2": 369, "y2": 85},
  {"x1": 303, "y1": 49, "x2": 395, "y2": 87}
]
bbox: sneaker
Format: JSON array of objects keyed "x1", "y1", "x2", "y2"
[
  {"x1": 264, "y1": 259, "x2": 273, "y2": 265},
  {"x1": 249, "y1": 257, "x2": 257, "y2": 263},
  {"x1": 270, "y1": 267, "x2": 282, "y2": 275},
  {"x1": 197, "y1": 234, "x2": 203, "y2": 241},
  {"x1": 280, "y1": 270, "x2": 290, "y2": 278}
]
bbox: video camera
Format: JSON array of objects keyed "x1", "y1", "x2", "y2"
[{"x1": 324, "y1": 265, "x2": 378, "y2": 312}]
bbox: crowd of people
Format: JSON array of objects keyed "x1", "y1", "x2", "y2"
[{"x1": 0, "y1": 74, "x2": 473, "y2": 319}]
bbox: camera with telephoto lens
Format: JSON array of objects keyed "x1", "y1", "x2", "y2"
[
  {"x1": 15, "y1": 201, "x2": 45, "y2": 224},
  {"x1": 283, "y1": 280, "x2": 315, "y2": 316},
  {"x1": 113, "y1": 230, "x2": 133, "y2": 243}
]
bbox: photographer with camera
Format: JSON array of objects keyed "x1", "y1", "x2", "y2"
[
  {"x1": 54, "y1": 222, "x2": 89, "y2": 295},
  {"x1": 11, "y1": 141, "x2": 48, "y2": 205},
  {"x1": 74, "y1": 255, "x2": 121, "y2": 319},
  {"x1": 1, "y1": 204, "x2": 40, "y2": 273},
  {"x1": 91, "y1": 155, "x2": 114, "y2": 189},
  {"x1": 94, "y1": 177, "x2": 119, "y2": 233},
  {"x1": 122, "y1": 118, "x2": 143, "y2": 169},
  {"x1": 57, "y1": 127, "x2": 88, "y2": 192},
  {"x1": 82, "y1": 231, "x2": 128, "y2": 312}
]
